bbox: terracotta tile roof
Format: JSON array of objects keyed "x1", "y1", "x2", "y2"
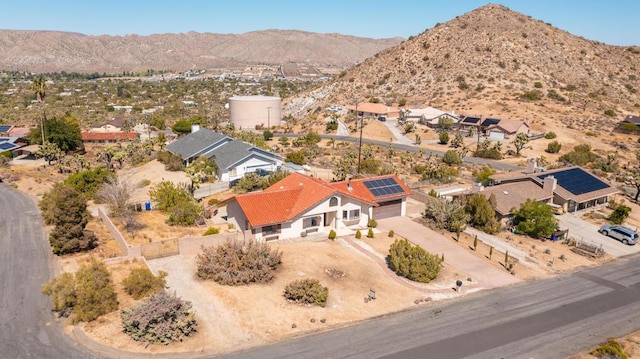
[
  {"x1": 329, "y1": 174, "x2": 412, "y2": 203},
  {"x1": 230, "y1": 173, "x2": 411, "y2": 227},
  {"x1": 81, "y1": 132, "x2": 138, "y2": 141}
]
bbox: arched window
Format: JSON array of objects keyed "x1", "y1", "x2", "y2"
[{"x1": 329, "y1": 197, "x2": 339, "y2": 207}]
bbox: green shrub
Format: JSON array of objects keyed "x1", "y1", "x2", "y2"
[
  {"x1": 122, "y1": 267, "x2": 168, "y2": 300},
  {"x1": 138, "y1": 179, "x2": 152, "y2": 188},
  {"x1": 328, "y1": 229, "x2": 337, "y2": 240},
  {"x1": 355, "y1": 230, "x2": 362, "y2": 239},
  {"x1": 156, "y1": 150, "x2": 184, "y2": 171},
  {"x1": 604, "y1": 109, "x2": 616, "y2": 117},
  {"x1": 367, "y1": 228, "x2": 374, "y2": 238},
  {"x1": 207, "y1": 198, "x2": 220, "y2": 206},
  {"x1": 203, "y1": 227, "x2": 220, "y2": 236},
  {"x1": 442, "y1": 150, "x2": 462, "y2": 165},
  {"x1": 388, "y1": 230, "x2": 395, "y2": 237},
  {"x1": 546, "y1": 140, "x2": 562, "y2": 153},
  {"x1": 519, "y1": 90, "x2": 543, "y2": 101},
  {"x1": 196, "y1": 239, "x2": 282, "y2": 285},
  {"x1": 42, "y1": 258, "x2": 118, "y2": 323},
  {"x1": 438, "y1": 131, "x2": 450, "y2": 144},
  {"x1": 609, "y1": 204, "x2": 631, "y2": 225},
  {"x1": 590, "y1": 339, "x2": 628, "y2": 359},
  {"x1": 534, "y1": 81, "x2": 543, "y2": 88},
  {"x1": 64, "y1": 167, "x2": 114, "y2": 199},
  {"x1": 367, "y1": 219, "x2": 378, "y2": 228},
  {"x1": 544, "y1": 131, "x2": 557, "y2": 139},
  {"x1": 388, "y1": 239, "x2": 442, "y2": 283},
  {"x1": 283, "y1": 279, "x2": 328, "y2": 307},
  {"x1": 121, "y1": 290, "x2": 197, "y2": 345}
]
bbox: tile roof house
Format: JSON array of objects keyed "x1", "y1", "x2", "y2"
[
  {"x1": 165, "y1": 127, "x2": 282, "y2": 183},
  {"x1": 484, "y1": 159, "x2": 619, "y2": 217},
  {"x1": 225, "y1": 172, "x2": 412, "y2": 241}
]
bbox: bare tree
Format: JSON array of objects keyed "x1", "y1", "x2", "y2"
[{"x1": 96, "y1": 177, "x2": 134, "y2": 219}]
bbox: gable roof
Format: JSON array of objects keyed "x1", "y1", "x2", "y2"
[
  {"x1": 165, "y1": 128, "x2": 227, "y2": 161},
  {"x1": 230, "y1": 173, "x2": 411, "y2": 227},
  {"x1": 491, "y1": 166, "x2": 618, "y2": 204},
  {"x1": 480, "y1": 181, "x2": 553, "y2": 216},
  {"x1": 345, "y1": 102, "x2": 399, "y2": 115},
  {"x1": 622, "y1": 115, "x2": 640, "y2": 125},
  {"x1": 208, "y1": 140, "x2": 255, "y2": 169},
  {"x1": 92, "y1": 117, "x2": 126, "y2": 128},
  {"x1": 486, "y1": 119, "x2": 528, "y2": 134}
]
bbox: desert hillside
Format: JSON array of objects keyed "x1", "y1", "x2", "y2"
[
  {"x1": 285, "y1": 4, "x2": 640, "y2": 132},
  {"x1": 0, "y1": 29, "x2": 402, "y2": 73}
]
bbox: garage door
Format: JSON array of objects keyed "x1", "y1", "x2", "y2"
[
  {"x1": 373, "y1": 199, "x2": 402, "y2": 219},
  {"x1": 489, "y1": 130, "x2": 505, "y2": 141}
]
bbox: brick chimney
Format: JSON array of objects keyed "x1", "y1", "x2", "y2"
[{"x1": 543, "y1": 175, "x2": 557, "y2": 193}]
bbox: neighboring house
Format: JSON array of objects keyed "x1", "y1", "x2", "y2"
[
  {"x1": 486, "y1": 159, "x2": 619, "y2": 216},
  {"x1": 458, "y1": 116, "x2": 529, "y2": 139},
  {"x1": 165, "y1": 127, "x2": 282, "y2": 183},
  {"x1": 0, "y1": 137, "x2": 25, "y2": 154},
  {"x1": 90, "y1": 118, "x2": 127, "y2": 133},
  {"x1": 402, "y1": 107, "x2": 460, "y2": 128},
  {"x1": 225, "y1": 172, "x2": 412, "y2": 241},
  {"x1": 344, "y1": 102, "x2": 400, "y2": 119},
  {"x1": 81, "y1": 132, "x2": 139, "y2": 143},
  {"x1": 614, "y1": 115, "x2": 640, "y2": 133},
  {"x1": 485, "y1": 119, "x2": 530, "y2": 140}
]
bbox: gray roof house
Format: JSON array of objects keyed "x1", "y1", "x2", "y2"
[{"x1": 166, "y1": 128, "x2": 282, "y2": 183}]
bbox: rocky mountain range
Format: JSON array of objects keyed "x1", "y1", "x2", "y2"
[
  {"x1": 286, "y1": 4, "x2": 640, "y2": 129},
  {"x1": 0, "y1": 29, "x2": 402, "y2": 73}
]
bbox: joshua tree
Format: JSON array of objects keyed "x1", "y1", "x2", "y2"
[{"x1": 30, "y1": 76, "x2": 47, "y2": 143}]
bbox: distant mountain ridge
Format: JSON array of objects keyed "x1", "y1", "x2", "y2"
[{"x1": 0, "y1": 29, "x2": 403, "y2": 73}]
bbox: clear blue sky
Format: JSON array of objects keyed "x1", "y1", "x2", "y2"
[{"x1": 3, "y1": 1, "x2": 639, "y2": 45}]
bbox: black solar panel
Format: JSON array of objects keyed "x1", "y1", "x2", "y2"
[
  {"x1": 463, "y1": 117, "x2": 480, "y2": 124},
  {"x1": 363, "y1": 177, "x2": 405, "y2": 198},
  {"x1": 538, "y1": 168, "x2": 609, "y2": 196},
  {"x1": 0, "y1": 142, "x2": 15, "y2": 150},
  {"x1": 481, "y1": 118, "x2": 501, "y2": 127},
  {"x1": 0, "y1": 125, "x2": 11, "y2": 133}
]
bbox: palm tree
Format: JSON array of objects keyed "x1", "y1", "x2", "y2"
[{"x1": 30, "y1": 76, "x2": 47, "y2": 144}]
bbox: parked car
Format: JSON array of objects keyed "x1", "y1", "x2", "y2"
[
  {"x1": 599, "y1": 225, "x2": 639, "y2": 245},
  {"x1": 377, "y1": 115, "x2": 387, "y2": 122}
]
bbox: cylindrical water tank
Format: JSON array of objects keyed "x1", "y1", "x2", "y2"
[{"x1": 228, "y1": 95, "x2": 281, "y2": 129}]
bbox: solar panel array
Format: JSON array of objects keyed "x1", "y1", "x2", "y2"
[
  {"x1": 0, "y1": 142, "x2": 16, "y2": 150},
  {"x1": 481, "y1": 118, "x2": 501, "y2": 127},
  {"x1": 363, "y1": 177, "x2": 405, "y2": 198},
  {"x1": 463, "y1": 117, "x2": 480, "y2": 124},
  {"x1": 0, "y1": 125, "x2": 11, "y2": 133},
  {"x1": 538, "y1": 168, "x2": 609, "y2": 196}
]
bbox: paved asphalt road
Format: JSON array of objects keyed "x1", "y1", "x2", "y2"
[
  {"x1": 5, "y1": 183, "x2": 640, "y2": 359},
  {"x1": 274, "y1": 133, "x2": 522, "y2": 171},
  {"x1": 0, "y1": 185, "x2": 99, "y2": 359}
]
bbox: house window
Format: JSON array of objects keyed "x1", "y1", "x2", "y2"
[
  {"x1": 329, "y1": 197, "x2": 338, "y2": 207},
  {"x1": 342, "y1": 209, "x2": 360, "y2": 220},
  {"x1": 262, "y1": 224, "x2": 281, "y2": 236},
  {"x1": 303, "y1": 216, "x2": 320, "y2": 228}
]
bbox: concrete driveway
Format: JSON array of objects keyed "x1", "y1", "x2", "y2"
[
  {"x1": 557, "y1": 213, "x2": 640, "y2": 257},
  {"x1": 377, "y1": 217, "x2": 521, "y2": 289}
]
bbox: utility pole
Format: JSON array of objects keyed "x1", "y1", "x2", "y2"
[{"x1": 356, "y1": 101, "x2": 363, "y2": 174}]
